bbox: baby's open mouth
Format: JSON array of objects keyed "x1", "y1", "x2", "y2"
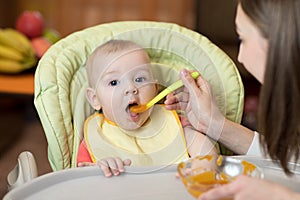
[
  {"x1": 126, "y1": 102, "x2": 138, "y2": 113},
  {"x1": 126, "y1": 102, "x2": 140, "y2": 120}
]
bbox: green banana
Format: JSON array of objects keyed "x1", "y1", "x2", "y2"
[
  {"x1": 0, "y1": 44, "x2": 24, "y2": 61},
  {"x1": 21, "y1": 56, "x2": 37, "y2": 69},
  {"x1": 0, "y1": 59, "x2": 27, "y2": 73}
]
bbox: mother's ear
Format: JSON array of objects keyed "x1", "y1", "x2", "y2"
[{"x1": 86, "y1": 87, "x2": 101, "y2": 110}]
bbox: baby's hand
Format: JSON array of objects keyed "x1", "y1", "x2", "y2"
[{"x1": 97, "y1": 157, "x2": 131, "y2": 177}]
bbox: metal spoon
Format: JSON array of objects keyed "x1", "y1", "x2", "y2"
[{"x1": 217, "y1": 156, "x2": 263, "y2": 178}]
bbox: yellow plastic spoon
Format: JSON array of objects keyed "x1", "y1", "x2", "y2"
[{"x1": 130, "y1": 71, "x2": 200, "y2": 113}]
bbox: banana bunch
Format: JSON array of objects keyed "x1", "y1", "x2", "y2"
[{"x1": 0, "y1": 28, "x2": 37, "y2": 73}]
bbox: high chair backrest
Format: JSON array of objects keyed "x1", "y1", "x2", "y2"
[{"x1": 34, "y1": 21, "x2": 244, "y2": 171}]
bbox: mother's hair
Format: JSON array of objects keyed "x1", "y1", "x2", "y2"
[{"x1": 239, "y1": 0, "x2": 300, "y2": 174}]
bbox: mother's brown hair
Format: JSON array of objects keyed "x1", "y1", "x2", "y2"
[{"x1": 239, "y1": 0, "x2": 300, "y2": 174}]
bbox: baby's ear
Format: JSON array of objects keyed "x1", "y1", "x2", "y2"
[{"x1": 86, "y1": 87, "x2": 101, "y2": 110}]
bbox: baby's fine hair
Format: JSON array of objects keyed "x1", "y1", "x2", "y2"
[{"x1": 93, "y1": 40, "x2": 143, "y2": 55}]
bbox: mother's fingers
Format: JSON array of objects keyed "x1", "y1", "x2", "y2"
[
  {"x1": 175, "y1": 90, "x2": 190, "y2": 102},
  {"x1": 180, "y1": 70, "x2": 201, "y2": 93},
  {"x1": 198, "y1": 176, "x2": 246, "y2": 200},
  {"x1": 196, "y1": 76, "x2": 212, "y2": 96},
  {"x1": 165, "y1": 91, "x2": 189, "y2": 110},
  {"x1": 199, "y1": 182, "x2": 236, "y2": 200},
  {"x1": 164, "y1": 100, "x2": 188, "y2": 111},
  {"x1": 164, "y1": 93, "x2": 177, "y2": 104}
]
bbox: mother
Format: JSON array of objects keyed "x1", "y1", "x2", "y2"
[{"x1": 165, "y1": 0, "x2": 300, "y2": 199}]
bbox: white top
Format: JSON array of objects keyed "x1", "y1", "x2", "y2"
[
  {"x1": 246, "y1": 131, "x2": 265, "y2": 157},
  {"x1": 246, "y1": 131, "x2": 300, "y2": 165}
]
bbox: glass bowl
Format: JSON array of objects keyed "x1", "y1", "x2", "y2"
[{"x1": 177, "y1": 155, "x2": 263, "y2": 198}]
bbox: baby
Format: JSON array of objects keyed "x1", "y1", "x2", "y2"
[{"x1": 77, "y1": 39, "x2": 217, "y2": 176}]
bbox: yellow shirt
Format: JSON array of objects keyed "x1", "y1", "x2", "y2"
[{"x1": 84, "y1": 105, "x2": 189, "y2": 166}]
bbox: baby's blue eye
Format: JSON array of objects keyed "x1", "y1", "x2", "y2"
[
  {"x1": 109, "y1": 80, "x2": 119, "y2": 86},
  {"x1": 135, "y1": 77, "x2": 146, "y2": 83}
]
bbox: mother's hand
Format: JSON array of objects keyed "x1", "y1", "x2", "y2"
[
  {"x1": 198, "y1": 175, "x2": 300, "y2": 200},
  {"x1": 165, "y1": 69, "x2": 224, "y2": 135}
]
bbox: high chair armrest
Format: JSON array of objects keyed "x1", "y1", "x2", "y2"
[{"x1": 7, "y1": 151, "x2": 38, "y2": 191}]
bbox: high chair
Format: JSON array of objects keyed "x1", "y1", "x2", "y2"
[{"x1": 7, "y1": 21, "x2": 244, "y2": 188}]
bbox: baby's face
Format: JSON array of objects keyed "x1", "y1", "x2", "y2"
[{"x1": 93, "y1": 49, "x2": 157, "y2": 130}]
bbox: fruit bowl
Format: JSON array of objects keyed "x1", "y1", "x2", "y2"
[{"x1": 177, "y1": 155, "x2": 263, "y2": 198}]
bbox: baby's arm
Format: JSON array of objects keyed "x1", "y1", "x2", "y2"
[{"x1": 183, "y1": 126, "x2": 218, "y2": 157}]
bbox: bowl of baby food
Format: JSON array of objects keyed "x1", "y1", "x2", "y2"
[{"x1": 177, "y1": 155, "x2": 263, "y2": 198}]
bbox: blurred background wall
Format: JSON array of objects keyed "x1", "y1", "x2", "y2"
[
  {"x1": 0, "y1": 0, "x2": 254, "y2": 78},
  {"x1": 0, "y1": 0, "x2": 196, "y2": 36}
]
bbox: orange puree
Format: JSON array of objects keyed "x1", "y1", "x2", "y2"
[
  {"x1": 242, "y1": 160, "x2": 256, "y2": 174},
  {"x1": 217, "y1": 155, "x2": 223, "y2": 166},
  {"x1": 130, "y1": 104, "x2": 147, "y2": 113},
  {"x1": 179, "y1": 156, "x2": 256, "y2": 200},
  {"x1": 187, "y1": 171, "x2": 228, "y2": 185},
  {"x1": 185, "y1": 171, "x2": 229, "y2": 198}
]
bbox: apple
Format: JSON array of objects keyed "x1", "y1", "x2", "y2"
[
  {"x1": 16, "y1": 11, "x2": 44, "y2": 39},
  {"x1": 30, "y1": 37, "x2": 51, "y2": 58}
]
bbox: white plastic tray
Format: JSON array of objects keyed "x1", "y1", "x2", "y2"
[
  {"x1": 239, "y1": 156, "x2": 300, "y2": 192},
  {"x1": 4, "y1": 165, "x2": 194, "y2": 200},
  {"x1": 4, "y1": 156, "x2": 300, "y2": 200}
]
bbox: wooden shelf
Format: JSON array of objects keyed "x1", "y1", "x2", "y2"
[{"x1": 0, "y1": 73, "x2": 34, "y2": 95}]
